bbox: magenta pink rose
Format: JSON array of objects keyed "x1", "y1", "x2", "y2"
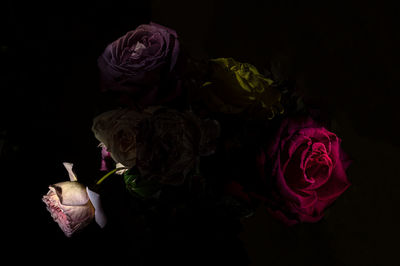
[
  {"x1": 264, "y1": 117, "x2": 351, "y2": 225},
  {"x1": 97, "y1": 22, "x2": 181, "y2": 107}
]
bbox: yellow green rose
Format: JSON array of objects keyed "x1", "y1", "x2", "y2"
[{"x1": 200, "y1": 57, "x2": 283, "y2": 119}]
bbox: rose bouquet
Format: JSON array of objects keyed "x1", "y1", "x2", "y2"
[{"x1": 43, "y1": 22, "x2": 351, "y2": 253}]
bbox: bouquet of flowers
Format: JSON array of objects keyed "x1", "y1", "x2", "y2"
[{"x1": 42, "y1": 22, "x2": 351, "y2": 262}]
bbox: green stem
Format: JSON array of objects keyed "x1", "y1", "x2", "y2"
[{"x1": 96, "y1": 167, "x2": 128, "y2": 185}]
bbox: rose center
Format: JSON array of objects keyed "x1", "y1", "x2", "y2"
[
  {"x1": 303, "y1": 142, "x2": 333, "y2": 188},
  {"x1": 129, "y1": 42, "x2": 147, "y2": 58}
]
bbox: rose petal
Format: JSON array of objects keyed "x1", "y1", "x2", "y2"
[
  {"x1": 316, "y1": 159, "x2": 351, "y2": 201},
  {"x1": 150, "y1": 22, "x2": 179, "y2": 71},
  {"x1": 281, "y1": 141, "x2": 310, "y2": 190},
  {"x1": 50, "y1": 181, "x2": 89, "y2": 206},
  {"x1": 63, "y1": 162, "x2": 78, "y2": 182},
  {"x1": 275, "y1": 155, "x2": 318, "y2": 209},
  {"x1": 301, "y1": 143, "x2": 333, "y2": 189},
  {"x1": 42, "y1": 188, "x2": 95, "y2": 237},
  {"x1": 60, "y1": 202, "x2": 94, "y2": 226},
  {"x1": 86, "y1": 187, "x2": 107, "y2": 228},
  {"x1": 299, "y1": 128, "x2": 332, "y2": 153}
]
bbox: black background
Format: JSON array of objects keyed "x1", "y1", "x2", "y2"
[{"x1": 2, "y1": 0, "x2": 400, "y2": 265}]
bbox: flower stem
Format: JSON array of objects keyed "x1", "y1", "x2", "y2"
[{"x1": 96, "y1": 167, "x2": 128, "y2": 185}]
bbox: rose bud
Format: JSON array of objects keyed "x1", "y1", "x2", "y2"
[
  {"x1": 42, "y1": 163, "x2": 106, "y2": 237},
  {"x1": 99, "y1": 143, "x2": 113, "y2": 171}
]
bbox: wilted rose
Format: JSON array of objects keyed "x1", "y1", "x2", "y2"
[
  {"x1": 42, "y1": 163, "x2": 106, "y2": 237},
  {"x1": 97, "y1": 22, "x2": 181, "y2": 107},
  {"x1": 43, "y1": 181, "x2": 95, "y2": 237}
]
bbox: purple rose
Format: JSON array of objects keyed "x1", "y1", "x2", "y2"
[
  {"x1": 264, "y1": 117, "x2": 351, "y2": 225},
  {"x1": 97, "y1": 22, "x2": 181, "y2": 107}
]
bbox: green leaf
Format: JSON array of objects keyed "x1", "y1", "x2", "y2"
[{"x1": 123, "y1": 168, "x2": 161, "y2": 198}]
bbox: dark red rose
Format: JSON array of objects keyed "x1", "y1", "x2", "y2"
[
  {"x1": 264, "y1": 117, "x2": 351, "y2": 225},
  {"x1": 97, "y1": 22, "x2": 181, "y2": 107}
]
